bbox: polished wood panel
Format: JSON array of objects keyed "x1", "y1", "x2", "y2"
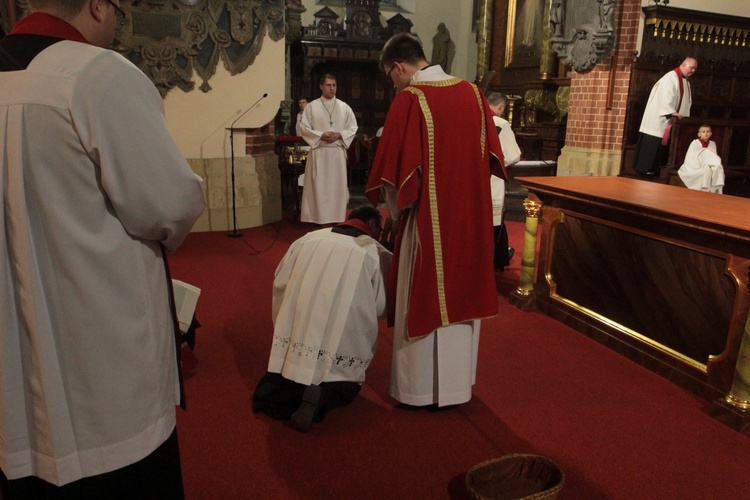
[{"x1": 518, "y1": 176, "x2": 750, "y2": 429}]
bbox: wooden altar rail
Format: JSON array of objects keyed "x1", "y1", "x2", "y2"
[{"x1": 516, "y1": 175, "x2": 750, "y2": 431}]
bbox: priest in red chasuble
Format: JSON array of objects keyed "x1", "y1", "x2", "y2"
[{"x1": 366, "y1": 33, "x2": 506, "y2": 407}]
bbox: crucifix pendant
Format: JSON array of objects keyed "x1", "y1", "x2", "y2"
[{"x1": 329, "y1": 120, "x2": 333, "y2": 126}]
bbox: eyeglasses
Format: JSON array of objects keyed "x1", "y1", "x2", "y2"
[
  {"x1": 106, "y1": 0, "x2": 126, "y2": 19},
  {"x1": 386, "y1": 62, "x2": 401, "y2": 79}
]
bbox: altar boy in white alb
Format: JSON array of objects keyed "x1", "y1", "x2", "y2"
[
  {"x1": 678, "y1": 124, "x2": 725, "y2": 194},
  {"x1": 298, "y1": 74, "x2": 358, "y2": 224}
]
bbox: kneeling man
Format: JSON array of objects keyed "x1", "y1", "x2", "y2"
[{"x1": 253, "y1": 206, "x2": 391, "y2": 432}]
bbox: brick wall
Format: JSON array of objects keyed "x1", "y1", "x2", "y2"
[
  {"x1": 245, "y1": 122, "x2": 276, "y2": 155},
  {"x1": 565, "y1": 0, "x2": 641, "y2": 151}
]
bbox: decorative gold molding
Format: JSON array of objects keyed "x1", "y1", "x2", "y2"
[
  {"x1": 647, "y1": 19, "x2": 750, "y2": 47},
  {"x1": 522, "y1": 199, "x2": 542, "y2": 218}
]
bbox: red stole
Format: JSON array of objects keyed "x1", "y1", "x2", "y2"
[
  {"x1": 336, "y1": 218, "x2": 371, "y2": 235},
  {"x1": 10, "y1": 12, "x2": 91, "y2": 44},
  {"x1": 661, "y1": 68, "x2": 685, "y2": 146}
]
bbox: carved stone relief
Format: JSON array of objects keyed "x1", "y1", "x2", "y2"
[
  {"x1": 115, "y1": 0, "x2": 285, "y2": 96},
  {"x1": 548, "y1": 0, "x2": 618, "y2": 73},
  {"x1": 4, "y1": 0, "x2": 285, "y2": 96}
]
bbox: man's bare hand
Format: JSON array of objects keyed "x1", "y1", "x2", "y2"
[{"x1": 321, "y1": 131, "x2": 341, "y2": 143}]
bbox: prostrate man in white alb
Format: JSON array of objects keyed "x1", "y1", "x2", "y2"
[
  {"x1": 0, "y1": 0, "x2": 205, "y2": 497},
  {"x1": 253, "y1": 205, "x2": 391, "y2": 432},
  {"x1": 487, "y1": 92, "x2": 522, "y2": 270},
  {"x1": 633, "y1": 57, "x2": 697, "y2": 177},
  {"x1": 298, "y1": 74, "x2": 358, "y2": 224}
]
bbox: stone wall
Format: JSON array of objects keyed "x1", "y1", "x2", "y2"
[{"x1": 188, "y1": 124, "x2": 281, "y2": 232}]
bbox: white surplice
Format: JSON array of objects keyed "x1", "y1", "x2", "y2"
[
  {"x1": 299, "y1": 97, "x2": 358, "y2": 224},
  {"x1": 491, "y1": 115, "x2": 521, "y2": 225},
  {"x1": 1, "y1": 41, "x2": 205, "y2": 485},
  {"x1": 268, "y1": 229, "x2": 390, "y2": 385},
  {"x1": 639, "y1": 69, "x2": 692, "y2": 139},
  {"x1": 678, "y1": 139, "x2": 725, "y2": 193}
]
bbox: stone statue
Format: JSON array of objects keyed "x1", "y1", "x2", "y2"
[
  {"x1": 550, "y1": 0, "x2": 564, "y2": 39},
  {"x1": 598, "y1": 0, "x2": 615, "y2": 31},
  {"x1": 431, "y1": 22, "x2": 455, "y2": 74}
]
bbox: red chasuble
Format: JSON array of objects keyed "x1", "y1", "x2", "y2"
[{"x1": 366, "y1": 78, "x2": 505, "y2": 339}]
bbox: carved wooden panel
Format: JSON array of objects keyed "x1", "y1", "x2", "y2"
[{"x1": 621, "y1": 6, "x2": 750, "y2": 193}]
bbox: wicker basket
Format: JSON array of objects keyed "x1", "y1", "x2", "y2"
[{"x1": 465, "y1": 454, "x2": 565, "y2": 500}]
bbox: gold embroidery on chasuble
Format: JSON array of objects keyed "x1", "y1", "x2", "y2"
[
  {"x1": 471, "y1": 83, "x2": 487, "y2": 159},
  {"x1": 405, "y1": 81, "x2": 465, "y2": 326}
]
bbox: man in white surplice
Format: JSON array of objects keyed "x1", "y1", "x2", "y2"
[
  {"x1": 253, "y1": 206, "x2": 391, "y2": 432},
  {"x1": 487, "y1": 92, "x2": 522, "y2": 270},
  {"x1": 298, "y1": 74, "x2": 358, "y2": 224},
  {"x1": 633, "y1": 57, "x2": 697, "y2": 177},
  {"x1": 0, "y1": 0, "x2": 205, "y2": 494}
]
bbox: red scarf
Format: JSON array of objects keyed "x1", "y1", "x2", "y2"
[
  {"x1": 336, "y1": 219, "x2": 372, "y2": 236},
  {"x1": 10, "y1": 12, "x2": 90, "y2": 44},
  {"x1": 661, "y1": 68, "x2": 685, "y2": 146}
]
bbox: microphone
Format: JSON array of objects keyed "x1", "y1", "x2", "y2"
[
  {"x1": 230, "y1": 93, "x2": 268, "y2": 130},
  {"x1": 199, "y1": 93, "x2": 269, "y2": 159},
  {"x1": 227, "y1": 92, "x2": 268, "y2": 238}
]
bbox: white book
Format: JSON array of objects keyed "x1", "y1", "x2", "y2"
[{"x1": 172, "y1": 279, "x2": 201, "y2": 333}]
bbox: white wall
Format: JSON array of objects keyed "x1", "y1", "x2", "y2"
[{"x1": 163, "y1": 33, "x2": 285, "y2": 160}]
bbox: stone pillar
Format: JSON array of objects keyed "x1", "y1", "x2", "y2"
[
  {"x1": 475, "y1": 0, "x2": 495, "y2": 79},
  {"x1": 510, "y1": 199, "x2": 543, "y2": 311}
]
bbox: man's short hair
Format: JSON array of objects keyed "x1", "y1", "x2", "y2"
[
  {"x1": 380, "y1": 33, "x2": 426, "y2": 72},
  {"x1": 319, "y1": 74, "x2": 337, "y2": 85},
  {"x1": 29, "y1": 0, "x2": 87, "y2": 19},
  {"x1": 487, "y1": 92, "x2": 508, "y2": 107},
  {"x1": 348, "y1": 205, "x2": 381, "y2": 225}
]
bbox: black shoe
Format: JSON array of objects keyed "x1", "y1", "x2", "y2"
[
  {"x1": 644, "y1": 171, "x2": 657, "y2": 177},
  {"x1": 507, "y1": 247, "x2": 515, "y2": 262},
  {"x1": 290, "y1": 384, "x2": 322, "y2": 433}
]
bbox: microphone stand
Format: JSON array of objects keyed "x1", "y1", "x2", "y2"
[{"x1": 227, "y1": 93, "x2": 267, "y2": 238}]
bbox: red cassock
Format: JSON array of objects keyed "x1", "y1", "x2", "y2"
[{"x1": 366, "y1": 79, "x2": 506, "y2": 339}]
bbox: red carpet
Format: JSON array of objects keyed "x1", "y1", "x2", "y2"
[{"x1": 169, "y1": 217, "x2": 750, "y2": 499}]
